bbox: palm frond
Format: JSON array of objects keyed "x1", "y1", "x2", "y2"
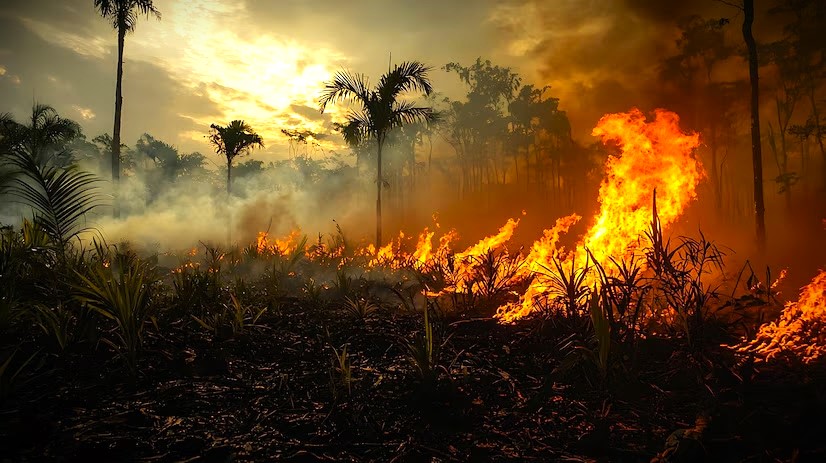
[
  {"x1": 94, "y1": 0, "x2": 160, "y2": 33},
  {"x1": 389, "y1": 102, "x2": 437, "y2": 129},
  {"x1": 318, "y1": 70, "x2": 371, "y2": 112},
  {"x1": 378, "y1": 61, "x2": 434, "y2": 103},
  {"x1": 336, "y1": 110, "x2": 373, "y2": 146},
  {"x1": 6, "y1": 149, "x2": 103, "y2": 249}
]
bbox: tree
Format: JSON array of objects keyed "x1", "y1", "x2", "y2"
[
  {"x1": 717, "y1": 0, "x2": 766, "y2": 251},
  {"x1": 742, "y1": 0, "x2": 767, "y2": 252},
  {"x1": 208, "y1": 120, "x2": 264, "y2": 196},
  {"x1": 0, "y1": 104, "x2": 81, "y2": 162},
  {"x1": 319, "y1": 61, "x2": 437, "y2": 246},
  {"x1": 769, "y1": 0, "x2": 826, "y2": 187},
  {"x1": 443, "y1": 59, "x2": 521, "y2": 197},
  {"x1": 94, "y1": 0, "x2": 160, "y2": 217},
  {"x1": 88, "y1": 133, "x2": 135, "y2": 179},
  {"x1": 0, "y1": 105, "x2": 100, "y2": 253}
]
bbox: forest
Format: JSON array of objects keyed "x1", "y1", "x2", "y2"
[{"x1": 1, "y1": 0, "x2": 825, "y2": 461}]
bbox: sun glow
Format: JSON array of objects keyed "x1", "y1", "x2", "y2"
[{"x1": 128, "y1": 0, "x2": 348, "y2": 152}]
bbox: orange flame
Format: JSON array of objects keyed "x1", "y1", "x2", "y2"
[
  {"x1": 496, "y1": 108, "x2": 703, "y2": 322},
  {"x1": 737, "y1": 269, "x2": 826, "y2": 364},
  {"x1": 454, "y1": 217, "x2": 521, "y2": 263},
  {"x1": 257, "y1": 229, "x2": 302, "y2": 255}
]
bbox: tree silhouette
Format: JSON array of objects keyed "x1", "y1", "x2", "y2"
[
  {"x1": 0, "y1": 104, "x2": 81, "y2": 166},
  {"x1": 208, "y1": 120, "x2": 264, "y2": 196},
  {"x1": 94, "y1": 0, "x2": 160, "y2": 218},
  {"x1": 0, "y1": 105, "x2": 100, "y2": 253},
  {"x1": 319, "y1": 61, "x2": 437, "y2": 246},
  {"x1": 661, "y1": 16, "x2": 737, "y2": 213},
  {"x1": 443, "y1": 59, "x2": 521, "y2": 197}
]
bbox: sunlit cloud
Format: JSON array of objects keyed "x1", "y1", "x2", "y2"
[
  {"x1": 126, "y1": 0, "x2": 349, "y2": 156},
  {"x1": 18, "y1": 17, "x2": 109, "y2": 59},
  {"x1": 0, "y1": 65, "x2": 21, "y2": 85},
  {"x1": 487, "y1": 3, "x2": 544, "y2": 57},
  {"x1": 72, "y1": 105, "x2": 96, "y2": 120}
]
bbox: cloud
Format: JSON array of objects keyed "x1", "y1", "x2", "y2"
[
  {"x1": 486, "y1": 0, "x2": 744, "y2": 137},
  {"x1": 72, "y1": 105, "x2": 96, "y2": 120},
  {"x1": 0, "y1": 15, "x2": 223, "y2": 154},
  {"x1": 19, "y1": 17, "x2": 110, "y2": 59}
]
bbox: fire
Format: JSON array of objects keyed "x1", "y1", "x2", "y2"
[
  {"x1": 412, "y1": 228, "x2": 435, "y2": 266},
  {"x1": 257, "y1": 229, "x2": 302, "y2": 255},
  {"x1": 448, "y1": 217, "x2": 522, "y2": 293},
  {"x1": 582, "y1": 109, "x2": 703, "y2": 263},
  {"x1": 247, "y1": 108, "x2": 704, "y2": 325},
  {"x1": 496, "y1": 108, "x2": 703, "y2": 322},
  {"x1": 737, "y1": 269, "x2": 826, "y2": 364}
]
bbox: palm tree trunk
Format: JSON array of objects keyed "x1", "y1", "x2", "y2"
[
  {"x1": 227, "y1": 158, "x2": 232, "y2": 196},
  {"x1": 376, "y1": 138, "x2": 383, "y2": 247},
  {"x1": 227, "y1": 157, "x2": 233, "y2": 245},
  {"x1": 112, "y1": 27, "x2": 126, "y2": 218},
  {"x1": 743, "y1": 0, "x2": 767, "y2": 253}
]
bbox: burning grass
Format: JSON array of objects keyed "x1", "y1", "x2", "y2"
[
  {"x1": 736, "y1": 268, "x2": 826, "y2": 364},
  {"x1": 2, "y1": 108, "x2": 826, "y2": 460}
]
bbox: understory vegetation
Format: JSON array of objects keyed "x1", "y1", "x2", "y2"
[{"x1": 0, "y1": 144, "x2": 823, "y2": 461}]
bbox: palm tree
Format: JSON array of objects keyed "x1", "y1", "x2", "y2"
[
  {"x1": 208, "y1": 120, "x2": 264, "y2": 196},
  {"x1": 94, "y1": 0, "x2": 160, "y2": 217},
  {"x1": 319, "y1": 61, "x2": 437, "y2": 246},
  {"x1": 1, "y1": 104, "x2": 81, "y2": 161},
  {"x1": 0, "y1": 104, "x2": 101, "y2": 254}
]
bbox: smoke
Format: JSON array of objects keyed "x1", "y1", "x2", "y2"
[{"x1": 64, "y1": 149, "x2": 373, "y2": 252}]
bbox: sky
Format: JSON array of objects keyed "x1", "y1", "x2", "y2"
[{"x1": 0, "y1": 0, "x2": 744, "y2": 162}]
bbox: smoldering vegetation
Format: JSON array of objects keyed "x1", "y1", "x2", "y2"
[{"x1": 1, "y1": 0, "x2": 826, "y2": 461}]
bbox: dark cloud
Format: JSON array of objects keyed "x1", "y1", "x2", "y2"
[
  {"x1": 487, "y1": 0, "x2": 747, "y2": 136},
  {"x1": 620, "y1": 0, "x2": 722, "y2": 23},
  {"x1": 0, "y1": 0, "x2": 103, "y2": 35},
  {"x1": 289, "y1": 103, "x2": 330, "y2": 123}
]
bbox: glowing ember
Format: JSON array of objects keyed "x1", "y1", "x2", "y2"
[
  {"x1": 496, "y1": 108, "x2": 703, "y2": 322},
  {"x1": 737, "y1": 269, "x2": 826, "y2": 364}
]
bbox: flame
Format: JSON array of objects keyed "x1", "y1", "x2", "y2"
[
  {"x1": 496, "y1": 108, "x2": 703, "y2": 322},
  {"x1": 737, "y1": 269, "x2": 826, "y2": 364},
  {"x1": 412, "y1": 228, "x2": 435, "y2": 266},
  {"x1": 454, "y1": 217, "x2": 521, "y2": 263},
  {"x1": 245, "y1": 108, "x2": 704, "y2": 325},
  {"x1": 257, "y1": 229, "x2": 302, "y2": 255}
]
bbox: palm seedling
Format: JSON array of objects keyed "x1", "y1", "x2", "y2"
[
  {"x1": 302, "y1": 278, "x2": 326, "y2": 311},
  {"x1": 276, "y1": 235, "x2": 308, "y2": 276},
  {"x1": 74, "y1": 252, "x2": 156, "y2": 369},
  {"x1": 555, "y1": 289, "x2": 613, "y2": 387},
  {"x1": 470, "y1": 248, "x2": 525, "y2": 302},
  {"x1": 192, "y1": 293, "x2": 266, "y2": 340},
  {"x1": 590, "y1": 251, "x2": 649, "y2": 345},
  {"x1": 400, "y1": 307, "x2": 452, "y2": 384},
  {"x1": 536, "y1": 253, "x2": 592, "y2": 320},
  {"x1": 332, "y1": 267, "x2": 356, "y2": 300},
  {"x1": 32, "y1": 302, "x2": 97, "y2": 353},
  {"x1": 341, "y1": 296, "x2": 380, "y2": 324},
  {"x1": 329, "y1": 344, "x2": 353, "y2": 398}
]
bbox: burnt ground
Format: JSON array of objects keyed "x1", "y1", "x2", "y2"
[{"x1": 1, "y1": 296, "x2": 825, "y2": 463}]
